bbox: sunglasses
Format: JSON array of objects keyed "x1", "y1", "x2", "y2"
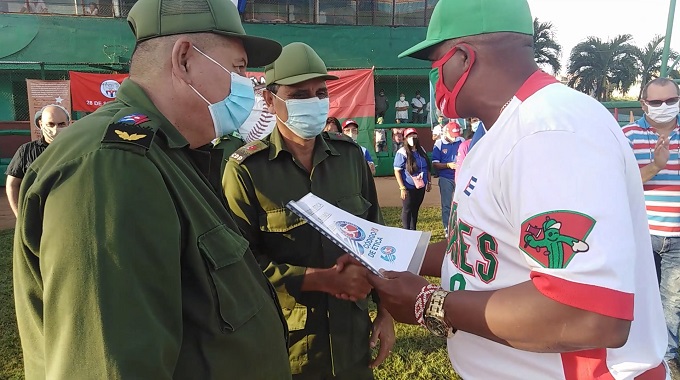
[{"x1": 644, "y1": 97, "x2": 680, "y2": 107}]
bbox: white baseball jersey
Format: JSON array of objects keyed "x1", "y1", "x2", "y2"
[{"x1": 442, "y1": 71, "x2": 667, "y2": 379}]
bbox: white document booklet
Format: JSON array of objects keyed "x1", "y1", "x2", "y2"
[{"x1": 286, "y1": 193, "x2": 431, "y2": 277}]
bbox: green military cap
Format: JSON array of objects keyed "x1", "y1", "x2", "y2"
[
  {"x1": 400, "y1": 0, "x2": 534, "y2": 60},
  {"x1": 265, "y1": 42, "x2": 338, "y2": 86},
  {"x1": 127, "y1": 0, "x2": 281, "y2": 67}
]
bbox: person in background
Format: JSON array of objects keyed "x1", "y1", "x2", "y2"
[
  {"x1": 343, "y1": 119, "x2": 376, "y2": 175},
  {"x1": 454, "y1": 127, "x2": 474, "y2": 184},
  {"x1": 375, "y1": 117, "x2": 387, "y2": 153},
  {"x1": 468, "y1": 117, "x2": 485, "y2": 150},
  {"x1": 325, "y1": 116, "x2": 341, "y2": 133},
  {"x1": 411, "y1": 90, "x2": 427, "y2": 124},
  {"x1": 431, "y1": 115, "x2": 445, "y2": 141},
  {"x1": 432, "y1": 121, "x2": 464, "y2": 233},
  {"x1": 392, "y1": 128, "x2": 404, "y2": 152},
  {"x1": 375, "y1": 89, "x2": 389, "y2": 122},
  {"x1": 86, "y1": 2, "x2": 99, "y2": 15},
  {"x1": 394, "y1": 128, "x2": 431, "y2": 230},
  {"x1": 623, "y1": 77, "x2": 680, "y2": 368},
  {"x1": 6, "y1": 105, "x2": 70, "y2": 217},
  {"x1": 395, "y1": 93, "x2": 409, "y2": 123}
]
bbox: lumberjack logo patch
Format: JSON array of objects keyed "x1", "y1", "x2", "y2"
[{"x1": 520, "y1": 211, "x2": 595, "y2": 269}]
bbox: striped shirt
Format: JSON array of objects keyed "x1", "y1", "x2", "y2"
[{"x1": 623, "y1": 116, "x2": 680, "y2": 237}]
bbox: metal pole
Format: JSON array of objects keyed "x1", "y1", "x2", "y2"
[{"x1": 661, "y1": 0, "x2": 677, "y2": 77}]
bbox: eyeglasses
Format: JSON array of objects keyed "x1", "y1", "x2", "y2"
[{"x1": 644, "y1": 97, "x2": 680, "y2": 107}]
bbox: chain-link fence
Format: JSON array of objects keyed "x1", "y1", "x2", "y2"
[
  {"x1": 0, "y1": 0, "x2": 135, "y2": 17},
  {"x1": 2, "y1": 0, "x2": 437, "y2": 24},
  {"x1": 0, "y1": 62, "x2": 128, "y2": 122},
  {"x1": 244, "y1": 0, "x2": 437, "y2": 26}
]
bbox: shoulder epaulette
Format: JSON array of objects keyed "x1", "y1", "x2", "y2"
[
  {"x1": 101, "y1": 109, "x2": 159, "y2": 153},
  {"x1": 324, "y1": 131, "x2": 356, "y2": 144},
  {"x1": 229, "y1": 140, "x2": 268, "y2": 164}
]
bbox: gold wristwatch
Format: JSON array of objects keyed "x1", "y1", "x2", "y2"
[{"x1": 424, "y1": 289, "x2": 454, "y2": 338}]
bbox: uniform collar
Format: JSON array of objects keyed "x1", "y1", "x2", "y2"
[
  {"x1": 115, "y1": 79, "x2": 189, "y2": 149},
  {"x1": 268, "y1": 126, "x2": 339, "y2": 162}
]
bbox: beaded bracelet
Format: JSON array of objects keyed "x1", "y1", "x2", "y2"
[{"x1": 415, "y1": 284, "x2": 440, "y2": 326}]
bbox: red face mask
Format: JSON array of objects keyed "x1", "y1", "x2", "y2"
[{"x1": 433, "y1": 43, "x2": 476, "y2": 119}]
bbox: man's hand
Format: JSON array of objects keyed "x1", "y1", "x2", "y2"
[
  {"x1": 367, "y1": 270, "x2": 431, "y2": 325},
  {"x1": 653, "y1": 135, "x2": 670, "y2": 170},
  {"x1": 328, "y1": 264, "x2": 371, "y2": 301},
  {"x1": 447, "y1": 162, "x2": 458, "y2": 170},
  {"x1": 369, "y1": 307, "x2": 396, "y2": 368}
]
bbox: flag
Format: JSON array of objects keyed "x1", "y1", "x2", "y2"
[{"x1": 69, "y1": 71, "x2": 129, "y2": 112}]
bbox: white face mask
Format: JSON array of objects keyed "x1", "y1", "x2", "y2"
[
  {"x1": 406, "y1": 136, "x2": 416, "y2": 146},
  {"x1": 647, "y1": 102, "x2": 680, "y2": 124},
  {"x1": 400, "y1": 96, "x2": 405, "y2": 101},
  {"x1": 471, "y1": 121, "x2": 480, "y2": 132}
]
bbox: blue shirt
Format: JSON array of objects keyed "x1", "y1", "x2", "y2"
[
  {"x1": 360, "y1": 146, "x2": 373, "y2": 163},
  {"x1": 469, "y1": 122, "x2": 486, "y2": 151},
  {"x1": 394, "y1": 147, "x2": 429, "y2": 189},
  {"x1": 432, "y1": 138, "x2": 462, "y2": 180}
]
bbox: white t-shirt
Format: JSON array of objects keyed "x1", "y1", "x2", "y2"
[
  {"x1": 412, "y1": 97, "x2": 426, "y2": 114},
  {"x1": 432, "y1": 124, "x2": 443, "y2": 137},
  {"x1": 395, "y1": 100, "x2": 409, "y2": 120},
  {"x1": 443, "y1": 72, "x2": 667, "y2": 379}
]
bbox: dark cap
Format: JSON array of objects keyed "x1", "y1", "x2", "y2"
[
  {"x1": 127, "y1": 0, "x2": 282, "y2": 67},
  {"x1": 265, "y1": 42, "x2": 338, "y2": 86}
]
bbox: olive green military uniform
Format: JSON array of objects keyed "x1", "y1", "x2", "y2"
[
  {"x1": 214, "y1": 132, "x2": 245, "y2": 176},
  {"x1": 13, "y1": 79, "x2": 292, "y2": 379},
  {"x1": 224, "y1": 126, "x2": 383, "y2": 379}
]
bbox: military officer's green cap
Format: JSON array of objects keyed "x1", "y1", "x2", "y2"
[
  {"x1": 127, "y1": 0, "x2": 281, "y2": 67},
  {"x1": 265, "y1": 42, "x2": 338, "y2": 86},
  {"x1": 399, "y1": 0, "x2": 533, "y2": 60}
]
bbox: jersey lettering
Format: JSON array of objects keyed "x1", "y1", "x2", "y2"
[{"x1": 446, "y1": 201, "x2": 499, "y2": 283}]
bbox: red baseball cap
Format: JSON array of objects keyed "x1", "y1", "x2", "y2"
[
  {"x1": 403, "y1": 128, "x2": 418, "y2": 137},
  {"x1": 342, "y1": 119, "x2": 359, "y2": 129},
  {"x1": 446, "y1": 121, "x2": 461, "y2": 137}
]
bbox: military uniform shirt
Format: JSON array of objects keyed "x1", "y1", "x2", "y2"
[
  {"x1": 224, "y1": 127, "x2": 383, "y2": 376},
  {"x1": 13, "y1": 79, "x2": 291, "y2": 380}
]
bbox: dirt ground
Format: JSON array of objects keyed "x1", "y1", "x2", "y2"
[{"x1": 0, "y1": 177, "x2": 442, "y2": 231}]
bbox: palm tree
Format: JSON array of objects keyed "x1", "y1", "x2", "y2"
[
  {"x1": 533, "y1": 18, "x2": 562, "y2": 75},
  {"x1": 634, "y1": 35, "x2": 679, "y2": 99},
  {"x1": 567, "y1": 34, "x2": 638, "y2": 101}
]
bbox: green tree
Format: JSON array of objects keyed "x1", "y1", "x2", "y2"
[
  {"x1": 567, "y1": 34, "x2": 638, "y2": 101},
  {"x1": 634, "y1": 35, "x2": 679, "y2": 99},
  {"x1": 533, "y1": 18, "x2": 562, "y2": 75}
]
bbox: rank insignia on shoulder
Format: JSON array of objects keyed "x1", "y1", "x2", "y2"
[
  {"x1": 102, "y1": 120, "x2": 156, "y2": 150},
  {"x1": 229, "y1": 140, "x2": 267, "y2": 164}
]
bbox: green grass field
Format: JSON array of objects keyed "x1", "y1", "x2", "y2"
[{"x1": 0, "y1": 207, "x2": 460, "y2": 379}]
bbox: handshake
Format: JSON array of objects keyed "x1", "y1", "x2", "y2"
[{"x1": 312, "y1": 254, "x2": 373, "y2": 301}]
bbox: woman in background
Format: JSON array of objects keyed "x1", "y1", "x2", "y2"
[
  {"x1": 324, "y1": 117, "x2": 341, "y2": 133},
  {"x1": 393, "y1": 128, "x2": 431, "y2": 230}
]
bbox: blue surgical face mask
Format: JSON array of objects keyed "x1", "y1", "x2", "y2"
[
  {"x1": 190, "y1": 47, "x2": 255, "y2": 139},
  {"x1": 273, "y1": 93, "x2": 329, "y2": 140}
]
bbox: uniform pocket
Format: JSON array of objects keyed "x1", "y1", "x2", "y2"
[
  {"x1": 281, "y1": 304, "x2": 307, "y2": 331},
  {"x1": 258, "y1": 208, "x2": 306, "y2": 233},
  {"x1": 335, "y1": 194, "x2": 372, "y2": 217},
  {"x1": 199, "y1": 225, "x2": 264, "y2": 331}
]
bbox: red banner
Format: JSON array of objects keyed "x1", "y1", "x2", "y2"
[
  {"x1": 69, "y1": 71, "x2": 129, "y2": 112},
  {"x1": 241, "y1": 69, "x2": 375, "y2": 142}
]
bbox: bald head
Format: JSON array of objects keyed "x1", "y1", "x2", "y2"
[{"x1": 40, "y1": 105, "x2": 70, "y2": 143}]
